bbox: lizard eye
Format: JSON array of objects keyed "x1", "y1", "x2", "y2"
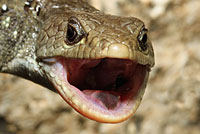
[
  {"x1": 138, "y1": 28, "x2": 148, "y2": 51},
  {"x1": 65, "y1": 17, "x2": 86, "y2": 45},
  {"x1": 67, "y1": 23, "x2": 78, "y2": 42}
]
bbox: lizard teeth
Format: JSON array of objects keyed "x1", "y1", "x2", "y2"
[{"x1": 42, "y1": 58, "x2": 58, "y2": 63}]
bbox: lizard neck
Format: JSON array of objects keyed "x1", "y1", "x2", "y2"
[{"x1": 0, "y1": 4, "x2": 55, "y2": 91}]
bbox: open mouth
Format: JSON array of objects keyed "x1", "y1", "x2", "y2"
[{"x1": 47, "y1": 58, "x2": 148, "y2": 123}]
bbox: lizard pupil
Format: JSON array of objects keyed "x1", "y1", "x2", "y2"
[
  {"x1": 67, "y1": 24, "x2": 77, "y2": 42},
  {"x1": 138, "y1": 28, "x2": 148, "y2": 51},
  {"x1": 141, "y1": 33, "x2": 147, "y2": 44}
]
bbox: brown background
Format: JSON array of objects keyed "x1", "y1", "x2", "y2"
[{"x1": 0, "y1": 0, "x2": 200, "y2": 134}]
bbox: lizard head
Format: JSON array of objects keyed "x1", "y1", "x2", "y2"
[
  {"x1": 36, "y1": 2, "x2": 154, "y2": 123},
  {"x1": 0, "y1": 0, "x2": 154, "y2": 123}
]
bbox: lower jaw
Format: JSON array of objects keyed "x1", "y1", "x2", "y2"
[{"x1": 45, "y1": 58, "x2": 149, "y2": 123}]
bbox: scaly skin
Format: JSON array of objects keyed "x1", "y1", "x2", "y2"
[{"x1": 0, "y1": 0, "x2": 154, "y2": 123}]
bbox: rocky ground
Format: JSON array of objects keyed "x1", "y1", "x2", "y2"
[{"x1": 0, "y1": 0, "x2": 200, "y2": 134}]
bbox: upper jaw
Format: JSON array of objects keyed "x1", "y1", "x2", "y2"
[{"x1": 41, "y1": 57, "x2": 150, "y2": 123}]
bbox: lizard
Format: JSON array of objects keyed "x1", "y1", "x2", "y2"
[{"x1": 0, "y1": 0, "x2": 154, "y2": 123}]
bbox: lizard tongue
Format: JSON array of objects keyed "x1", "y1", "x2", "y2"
[{"x1": 83, "y1": 90, "x2": 120, "y2": 110}]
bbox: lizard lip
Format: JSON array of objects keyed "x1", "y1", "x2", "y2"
[{"x1": 47, "y1": 58, "x2": 148, "y2": 123}]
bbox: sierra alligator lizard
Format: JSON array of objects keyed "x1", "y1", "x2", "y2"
[{"x1": 0, "y1": 0, "x2": 154, "y2": 123}]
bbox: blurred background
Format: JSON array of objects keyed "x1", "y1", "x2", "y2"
[{"x1": 0, "y1": 0, "x2": 200, "y2": 134}]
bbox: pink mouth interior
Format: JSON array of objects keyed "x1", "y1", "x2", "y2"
[{"x1": 60, "y1": 58, "x2": 147, "y2": 111}]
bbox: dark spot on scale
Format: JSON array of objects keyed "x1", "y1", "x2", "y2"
[
  {"x1": 24, "y1": 0, "x2": 41, "y2": 16},
  {"x1": 24, "y1": 0, "x2": 32, "y2": 11},
  {"x1": 96, "y1": 92, "x2": 120, "y2": 109}
]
